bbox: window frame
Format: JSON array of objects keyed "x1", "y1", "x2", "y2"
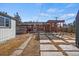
[{"x1": 0, "y1": 16, "x2": 11, "y2": 28}]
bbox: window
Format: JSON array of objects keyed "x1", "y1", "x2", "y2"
[
  {"x1": 0, "y1": 16, "x2": 11, "y2": 28},
  {"x1": 0, "y1": 17, "x2": 4, "y2": 26},
  {"x1": 5, "y1": 18, "x2": 11, "y2": 27}
]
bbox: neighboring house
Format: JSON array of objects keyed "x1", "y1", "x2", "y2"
[
  {"x1": 16, "y1": 20, "x2": 65, "y2": 34},
  {"x1": 0, "y1": 12, "x2": 16, "y2": 42}
]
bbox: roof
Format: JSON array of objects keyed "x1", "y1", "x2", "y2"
[
  {"x1": 21, "y1": 22, "x2": 47, "y2": 25},
  {"x1": 47, "y1": 20, "x2": 65, "y2": 23},
  {"x1": 0, "y1": 12, "x2": 16, "y2": 21},
  {"x1": 18, "y1": 20, "x2": 65, "y2": 26}
]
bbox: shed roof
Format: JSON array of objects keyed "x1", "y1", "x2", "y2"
[
  {"x1": 0, "y1": 12, "x2": 16, "y2": 21},
  {"x1": 21, "y1": 22, "x2": 46, "y2": 25}
]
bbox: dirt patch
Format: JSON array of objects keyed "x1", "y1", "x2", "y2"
[
  {"x1": 21, "y1": 34, "x2": 40, "y2": 56},
  {"x1": 0, "y1": 34, "x2": 29, "y2": 56}
]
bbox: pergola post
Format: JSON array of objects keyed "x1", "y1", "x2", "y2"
[{"x1": 76, "y1": 10, "x2": 79, "y2": 48}]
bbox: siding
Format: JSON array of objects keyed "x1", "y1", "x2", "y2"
[{"x1": 0, "y1": 19, "x2": 16, "y2": 42}]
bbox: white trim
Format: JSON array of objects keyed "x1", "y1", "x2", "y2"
[
  {"x1": 0, "y1": 16, "x2": 11, "y2": 28},
  {"x1": 0, "y1": 16, "x2": 5, "y2": 27}
]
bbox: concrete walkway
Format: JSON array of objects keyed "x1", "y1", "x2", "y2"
[
  {"x1": 40, "y1": 34, "x2": 63, "y2": 56},
  {"x1": 11, "y1": 34, "x2": 33, "y2": 56},
  {"x1": 39, "y1": 33, "x2": 79, "y2": 56},
  {"x1": 10, "y1": 33, "x2": 79, "y2": 56}
]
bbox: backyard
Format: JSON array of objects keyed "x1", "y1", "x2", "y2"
[{"x1": 0, "y1": 32, "x2": 77, "y2": 56}]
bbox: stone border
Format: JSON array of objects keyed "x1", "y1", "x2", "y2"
[{"x1": 10, "y1": 34, "x2": 33, "y2": 56}]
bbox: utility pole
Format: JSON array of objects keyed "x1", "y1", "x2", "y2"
[
  {"x1": 55, "y1": 17, "x2": 58, "y2": 20},
  {"x1": 55, "y1": 17, "x2": 59, "y2": 33}
]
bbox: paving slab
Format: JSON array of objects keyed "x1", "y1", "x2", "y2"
[
  {"x1": 40, "y1": 33, "x2": 45, "y2": 35},
  {"x1": 41, "y1": 52, "x2": 63, "y2": 56},
  {"x1": 40, "y1": 44, "x2": 57, "y2": 50},
  {"x1": 40, "y1": 38, "x2": 48, "y2": 40},
  {"x1": 71, "y1": 38, "x2": 75, "y2": 40},
  {"x1": 59, "y1": 45, "x2": 79, "y2": 50},
  {"x1": 55, "y1": 35, "x2": 62, "y2": 39},
  {"x1": 66, "y1": 52, "x2": 79, "y2": 56},
  {"x1": 66, "y1": 40, "x2": 75, "y2": 43},
  {"x1": 40, "y1": 35, "x2": 48, "y2": 40},
  {"x1": 10, "y1": 50, "x2": 23, "y2": 56},
  {"x1": 64, "y1": 35, "x2": 75, "y2": 40},
  {"x1": 64, "y1": 38, "x2": 69, "y2": 40},
  {"x1": 61, "y1": 35, "x2": 69, "y2": 39},
  {"x1": 48, "y1": 35, "x2": 54, "y2": 38},
  {"x1": 67, "y1": 36, "x2": 75, "y2": 39},
  {"x1": 11, "y1": 35, "x2": 33, "y2": 56},
  {"x1": 52, "y1": 40, "x2": 65, "y2": 43},
  {"x1": 40, "y1": 40, "x2": 51, "y2": 43}
]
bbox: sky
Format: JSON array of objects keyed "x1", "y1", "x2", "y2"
[{"x1": 0, "y1": 3, "x2": 79, "y2": 24}]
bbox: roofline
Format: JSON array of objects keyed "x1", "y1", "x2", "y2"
[
  {"x1": 0, "y1": 12, "x2": 16, "y2": 21},
  {"x1": 47, "y1": 20, "x2": 65, "y2": 23}
]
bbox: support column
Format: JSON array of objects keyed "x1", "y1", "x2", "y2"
[{"x1": 76, "y1": 10, "x2": 79, "y2": 48}]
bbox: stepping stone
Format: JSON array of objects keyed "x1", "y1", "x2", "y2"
[
  {"x1": 11, "y1": 50, "x2": 23, "y2": 56},
  {"x1": 40, "y1": 38, "x2": 48, "y2": 40},
  {"x1": 58, "y1": 36, "x2": 62, "y2": 38},
  {"x1": 52, "y1": 40, "x2": 65, "y2": 43},
  {"x1": 48, "y1": 35, "x2": 53, "y2": 38},
  {"x1": 62, "y1": 35, "x2": 69, "y2": 39},
  {"x1": 56, "y1": 35, "x2": 62, "y2": 38},
  {"x1": 66, "y1": 52, "x2": 79, "y2": 56},
  {"x1": 71, "y1": 38, "x2": 75, "y2": 40},
  {"x1": 66, "y1": 36, "x2": 75, "y2": 40},
  {"x1": 48, "y1": 36, "x2": 53, "y2": 38},
  {"x1": 66, "y1": 40, "x2": 75, "y2": 43},
  {"x1": 40, "y1": 44, "x2": 57, "y2": 50},
  {"x1": 40, "y1": 35, "x2": 48, "y2": 39},
  {"x1": 41, "y1": 52, "x2": 63, "y2": 56},
  {"x1": 56, "y1": 35, "x2": 59, "y2": 37},
  {"x1": 40, "y1": 40, "x2": 51, "y2": 43},
  {"x1": 59, "y1": 45, "x2": 79, "y2": 50},
  {"x1": 11, "y1": 35, "x2": 33, "y2": 56},
  {"x1": 63, "y1": 37, "x2": 68, "y2": 40}
]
